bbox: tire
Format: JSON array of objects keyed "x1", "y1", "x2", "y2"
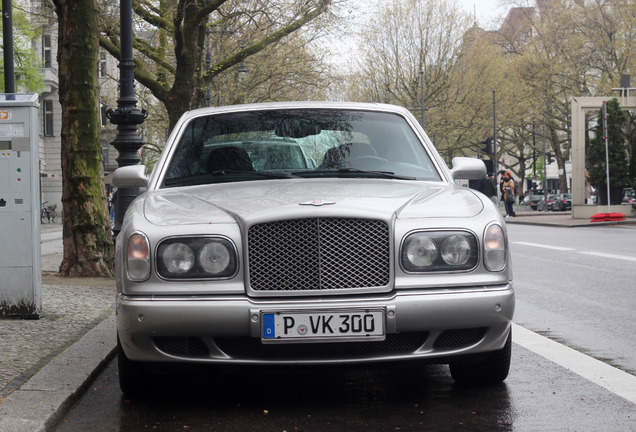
[
  {"x1": 117, "y1": 335, "x2": 148, "y2": 395},
  {"x1": 449, "y1": 329, "x2": 512, "y2": 386},
  {"x1": 50, "y1": 209, "x2": 57, "y2": 223},
  {"x1": 41, "y1": 209, "x2": 49, "y2": 224}
]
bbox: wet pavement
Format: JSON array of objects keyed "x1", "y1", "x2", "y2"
[{"x1": 53, "y1": 345, "x2": 636, "y2": 432}]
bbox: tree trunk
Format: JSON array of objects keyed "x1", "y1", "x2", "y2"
[{"x1": 54, "y1": 0, "x2": 114, "y2": 277}]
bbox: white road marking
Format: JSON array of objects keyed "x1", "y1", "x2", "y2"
[
  {"x1": 512, "y1": 242, "x2": 636, "y2": 262},
  {"x1": 511, "y1": 242, "x2": 574, "y2": 251},
  {"x1": 513, "y1": 324, "x2": 636, "y2": 404},
  {"x1": 579, "y1": 252, "x2": 636, "y2": 263}
]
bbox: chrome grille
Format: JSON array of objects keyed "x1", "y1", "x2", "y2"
[{"x1": 248, "y1": 218, "x2": 390, "y2": 292}]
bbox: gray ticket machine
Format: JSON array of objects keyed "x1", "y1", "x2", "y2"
[{"x1": 0, "y1": 93, "x2": 41, "y2": 318}]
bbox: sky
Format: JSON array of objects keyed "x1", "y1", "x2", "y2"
[
  {"x1": 456, "y1": 0, "x2": 510, "y2": 30},
  {"x1": 325, "y1": 0, "x2": 516, "y2": 69}
]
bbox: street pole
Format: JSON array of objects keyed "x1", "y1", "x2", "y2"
[
  {"x1": 532, "y1": 121, "x2": 536, "y2": 178},
  {"x1": 602, "y1": 101, "x2": 611, "y2": 213},
  {"x1": 2, "y1": 0, "x2": 15, "y2": 93},
  {"x1": 108, "y1": 0, "x2": 147, "y2": 240},
  {"x1": 542, "y1": 118, "x2": 547, "y2": 210},
  {"x1": 493, "y1": 90, "x2": 498, "y2": 199},
  {"x1": 493, "y1": 90, "x2": 497, "y2": 172},
  {"x1": 420, "y1": 70, "x2": 425, "y2": 130}
]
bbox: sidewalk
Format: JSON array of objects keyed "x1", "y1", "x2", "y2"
[
  {"x1": 505, "y1": 207, "x2": 636, "y2": 227},
  {"x1": 0, "y1": 223, "x2": 116, "y2": 432},
  {"x1": 1, "y1": 213, "x2": 635, "y2": 431}
]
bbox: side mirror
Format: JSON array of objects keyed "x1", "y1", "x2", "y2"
[
  {"x1": 450, "y1": 157, "x2": 486, "y2": 180},
  {"x1": 112, "y1": 165, "x2": 149, "y2": 188}
]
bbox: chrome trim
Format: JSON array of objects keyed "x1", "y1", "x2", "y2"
[{"x1": 245, "y1": 217, "x2": 393, "y2": 297}]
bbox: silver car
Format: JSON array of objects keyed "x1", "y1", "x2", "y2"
[{"x1": 113, "y1": 102, "x2": 514, "y2": 393}]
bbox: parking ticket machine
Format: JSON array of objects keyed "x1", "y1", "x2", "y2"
[{"x1": 0, "y1": 93, "x2": 41, "y2": 318}]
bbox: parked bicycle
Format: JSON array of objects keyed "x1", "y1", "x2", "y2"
[{"x1": 41, "y1": 201, "x2": 57, "y2": 224}]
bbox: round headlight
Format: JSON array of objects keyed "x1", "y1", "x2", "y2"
[
  {"x1": 404, "y1": 234, "x2": 438, "y2": 269},
  {"x1": 162, "y1": 242, "x2": 195, "y2": 274},
  {"x1": 441, "y1": 235, "x2": 471, "y2": 266},
  {"x1": 199, "y1": 240, "x2": 231, "y2": 275}
]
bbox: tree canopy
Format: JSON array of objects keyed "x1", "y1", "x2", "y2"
[
  {"x1": 345, "y1": 0, "x2": 636, "y2": 194},
  {"x1": 98, "y1": 0, "x2": 339, "y2": 132}
]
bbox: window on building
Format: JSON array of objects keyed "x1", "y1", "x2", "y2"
[
  {"x1": 42, "y1": 35, "x2": 52, "y2": 68},
  {"x1": 101, "y1": 103, "x2": 108, "y2": 126},
  {"x1": 99, "y1": 52, "x2": 107, "y2": 78},
  {"x1": 102, "y1": 144, "x2": 110, "y2": 166},
  {"x1": 43, "y1": 99, "x2": 54, "y2": 136}
]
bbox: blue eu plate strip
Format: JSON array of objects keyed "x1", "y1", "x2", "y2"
[{"x1": 263, "y1": 314, "x2": 275, "y2": 338}]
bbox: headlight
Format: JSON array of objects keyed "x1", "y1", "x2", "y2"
[
  {"x1": 404, "y1": 235, "x2": 438, "y2": 268},
  {"x1": 484, "y1": 224, "x2": 506, "y2": 272},
  {"x1": 126, "y1": 232, "x2": 151, "y2": 282},
  {"x1": 162, "y1": 243, "x2": 195, "y2": 274},
  {"x1": 441, "y1": 235, "x2": 471, "y2": 266},
  {"x1": 157, "y1": 237, "x2": 238, "y2": 279},
  {"x1": 401, "y1": 231, "x2": 478, "y2": 272},
  {"x1": 199, "y1": 241, "x2": 233, "y2": 274}
]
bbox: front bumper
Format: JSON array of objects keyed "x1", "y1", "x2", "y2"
[{"x1": 117, "y1": 284, "x2": 514, "y2": 365}]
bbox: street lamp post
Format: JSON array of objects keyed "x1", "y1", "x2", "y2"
[
  {"x1": 420, "y1": 70, "x2": 426, "y2": 129},
  {"x1": 107, "y1": 0, "x2": 147, "y2": 240},
  {"x1": 2, "y1": 0, "x2": 15, "y2": 93}
]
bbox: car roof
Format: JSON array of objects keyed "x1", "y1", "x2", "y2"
[{"x1": 180, "y1": 101, "x2": 413, "y2": 122}]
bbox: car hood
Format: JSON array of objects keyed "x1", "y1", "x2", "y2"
[{"x1": 142, "y1": 179, "x2": 485, "y2": 226}]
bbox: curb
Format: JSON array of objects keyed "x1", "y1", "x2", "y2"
[
  {"x1": 506, "y1": 217, "x2": 636, "y2": 228},
  {"x1": 0, "y1": 315, "x2": 117, "y2": 432}
]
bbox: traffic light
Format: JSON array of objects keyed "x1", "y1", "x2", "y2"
[
  {"x1": 545, "y1": 152, "x2": 554, "y2": 164},
  {"x1": 481, "y1": 138, "x2": 492, "y2": 154}
]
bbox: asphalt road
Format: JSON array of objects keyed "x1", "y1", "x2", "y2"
[
  {"x1": 509, "y1": 223, "x2": 636, "y2": 375},
  {"x1": 53, "y1": 224, "x2": 636, "y2": 432}
]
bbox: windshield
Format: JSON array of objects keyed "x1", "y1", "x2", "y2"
[{"x1": 162, "y1": 109, "x2": 441, "y2": 187}]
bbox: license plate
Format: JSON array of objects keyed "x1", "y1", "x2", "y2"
[{"x1": 261, "y1": 309, "x2": 385, "y2": 342}]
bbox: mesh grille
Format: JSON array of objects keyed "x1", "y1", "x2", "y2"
[
  {"x1": 248, "y1": 218, "x2": 390, "y2": 292},
  {"x1": 215, "y1": 332, "x2": 428, "y2": 360},
  {"x1": 434, "y1": 328, "x2": 487, "y2": 348},
  {"x1": 154, "y1": 337, "x2": 209, "y2": 357}
]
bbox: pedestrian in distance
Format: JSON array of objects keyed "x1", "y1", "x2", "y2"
[
  {"x1": 502, "y1": 171, "x2": 516, "y2": 218},
  {"x1": 479, "y1": 172, "x2": 499, "y2": 207}
]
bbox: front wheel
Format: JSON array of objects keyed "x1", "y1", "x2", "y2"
[
  {"x1": 49, "y1": 209, "x2": 57, "y2": 223},
  {"x1": 41, "y1": 209, "x2": 49, "y2": 224},
  {"x1": 449, "y1": 329, "x2": 512, "y2": 386}
]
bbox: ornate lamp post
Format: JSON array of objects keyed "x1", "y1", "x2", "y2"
[{"x1": 108, "y1": 0, "x2": 147, "y2": 239}]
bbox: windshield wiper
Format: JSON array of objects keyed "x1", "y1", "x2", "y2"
[
  {"x1": 211, "y1": 169, "x2": 297, "y2": 179},
  {"x1": 293, "y1": 168, "x2": 416, "y2": 180},
  {"x1": 163, "y1": 170, "x2": 296, "y2": 187}
]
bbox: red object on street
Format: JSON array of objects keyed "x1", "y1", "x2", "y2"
[{"x1": 590, "y1": 213, "x2": 626, "y2": 222}]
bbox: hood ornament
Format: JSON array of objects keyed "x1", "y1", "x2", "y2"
[{"x1": 299, "y1": 200, "x2": 336, "y2": 207}]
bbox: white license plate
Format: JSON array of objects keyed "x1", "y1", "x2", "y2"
[{"x1": 261, "y1": 309, "x2": 385, "y2": 342}]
